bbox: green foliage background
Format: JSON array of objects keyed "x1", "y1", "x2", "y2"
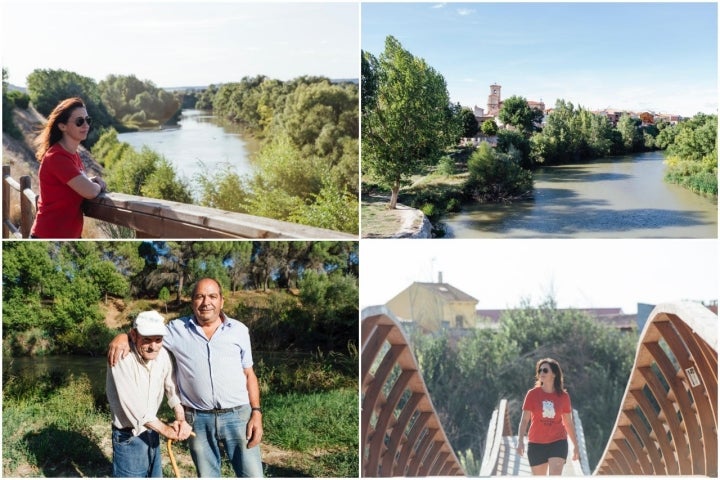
[
  {"x1": 2, "y1": 241, "x2": 359, "y2": 357},
  {"x1": 410, "y1": 299, "x2": 637, "y2": 473}
]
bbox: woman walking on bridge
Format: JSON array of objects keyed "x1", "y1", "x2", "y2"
[
  {"x1": 30, "y1": 97, "x2": 106, "y2": 238},
  {"x1": 516, "y1": 358, "x2": 580, "y2": 475}
]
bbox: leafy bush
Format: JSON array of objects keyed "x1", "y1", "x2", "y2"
[
  {"x1": 436, "y1": 155, "x2": 456, "y2": 176},
  {"x1": 420, "y1": 202, "x2": 436, "y2": 219},
  {"x1": 465, "y1": 143, "x2": 533, "y2": 201},
  {"x1": 8, "y1": 90, "x2": 30, "y2": 109}
]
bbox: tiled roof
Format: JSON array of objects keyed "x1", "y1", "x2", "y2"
[{"x1": 414, "y1": 282, "x2": 478, "y2": 303}]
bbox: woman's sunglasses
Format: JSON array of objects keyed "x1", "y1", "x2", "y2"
[
  {"x1": 73, "y1": 116, "x2": 92, "y2": 127},
  {"x1": 538, "y1": 367, "x2": 551, "y2": 374}
]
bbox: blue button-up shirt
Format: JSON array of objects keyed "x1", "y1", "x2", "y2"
[{"x1": 164, "y1": 314, "x2": 254, "y2": 410}]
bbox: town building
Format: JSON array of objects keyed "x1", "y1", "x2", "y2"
[
  {"x1": 472, "y1": 84, "x2": 546, "y2": 128},
  {"x1": 385, "y1": 273, "x2": 479, "y2": 332}
]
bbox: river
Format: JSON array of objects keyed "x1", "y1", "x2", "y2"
[
  {"x1": 2, "y1": 352, "x2": 320, "y2": 399},
  {"x1": 443, "y1": 151, "x2": 718, "y2": 238},
  {"x1": 118, "y1": 109, "x2": 258, "y2": 198}
]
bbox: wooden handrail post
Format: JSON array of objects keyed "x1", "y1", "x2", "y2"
[
  {"x1": 3, "y1": 165, "x2": 10, "y2": 238},
  {"x1": 19, "y1": 176, "x2": 33, "y2": 238}
]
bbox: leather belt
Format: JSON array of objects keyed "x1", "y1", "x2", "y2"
[{"x1": 183, "y1": 405, "x2": 242, "y2": 414}]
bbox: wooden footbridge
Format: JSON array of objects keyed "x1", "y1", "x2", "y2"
[{"x1": 361, "y1": 301, "x2": 717, "y2": 477}]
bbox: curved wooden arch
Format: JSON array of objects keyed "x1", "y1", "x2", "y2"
[
  {"x1": 594, "y1": 302, "x2": 717, "y2": 476},
  {"x1": 361, "y1": 306, "x2": 465, "y2": 477}
]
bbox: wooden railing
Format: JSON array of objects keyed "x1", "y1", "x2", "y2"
[
  {"x1": 2, "y1": 166, "x2": 355, "y2": 239},
  {"x1": 361, "y1": 305, "x2": 465, "y2": 477},
  {"x1": 594, "y1": 301, "x2": 717, "y2": 476}
]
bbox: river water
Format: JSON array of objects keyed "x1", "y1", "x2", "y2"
[
  {"x1": 443, "y1": 151, "x2": 718, "y2": 238},
  {"x1": 3, "y1": 352, "x2": 320, "y2": 399},
  {"x1": 118, "y1": 109, "x2": 257, "y2": 197}
]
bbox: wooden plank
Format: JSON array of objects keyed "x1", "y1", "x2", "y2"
[{"x1": 85, "y1": 192, "x2": 355, "y2": 239}]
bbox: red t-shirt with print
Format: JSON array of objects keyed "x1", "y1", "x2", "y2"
[
  {"x1": 30, "y1": 143, "x2": 86, "y2": 238},
  {"x1": 522, "y1": 386, "x2": 572, "y2": 444}
]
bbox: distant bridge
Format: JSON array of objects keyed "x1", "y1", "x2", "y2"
[
  {"x1": 361, "y1": 302, "x2": 717, "y2": 476},
  {"x1": 2, "y1": 165, "x2": 354, "y2": 239}
]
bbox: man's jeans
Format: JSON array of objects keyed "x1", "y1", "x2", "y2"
[
  {"x1": 112, "y1": 428, "x2": 162, "y2": 477},
  {"x1": 186, "y1": 405, "x2": 264, "y2": 477}
]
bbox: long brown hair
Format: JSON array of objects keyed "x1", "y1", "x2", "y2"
[
  {"x1": 534, "y1": 357, "x2": 566, "y2": 395},
  {"x1": 34, "y1": 97, "x2": 86, "y2": 162}
]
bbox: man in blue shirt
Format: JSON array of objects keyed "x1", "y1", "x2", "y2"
[{"x1": 109, "y1": 278, "x2": 264, "y2": 477}]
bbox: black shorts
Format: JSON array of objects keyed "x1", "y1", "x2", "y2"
[{"x1": 527, "y1": 439, "x2": 568, "y2": 466}]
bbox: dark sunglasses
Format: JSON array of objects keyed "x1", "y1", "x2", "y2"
[
  {"x1": 538, "y1": 367, "x2": 551, "y2": 374},
  {"x1": 73, "y1": 116, "x2": 92, "y2": 127}
]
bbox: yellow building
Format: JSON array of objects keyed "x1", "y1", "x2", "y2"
[{"x1": 385, "y1": 273, "x2": 479, "y2": 333}]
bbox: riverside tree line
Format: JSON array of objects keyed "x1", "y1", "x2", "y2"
[
  {"x1": 2, "y1": 68, "x2": 358, "y2": 234},
  {"x1": 362, "y1": 36, "x2": 718, "y2": 209},
  {"x1": 408, "y1": 299, "x2": 637, "y2": 474},
  {"x1": 2, "y1": 241, "x2": 358, "y2": 357}
]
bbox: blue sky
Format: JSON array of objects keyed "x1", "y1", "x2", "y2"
[
  {"x1": 362, "y1": 2, "x2": 718, "y2": 117},
  {"x1": 1, "y1": 1, "x2": 359, "y2": 88},
  {"x1": 360, "y1": 239, "x2": 719, "y2": 314}
]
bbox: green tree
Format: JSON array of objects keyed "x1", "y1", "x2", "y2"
[
  {"x1": 2, "y1": 68, "x2": 22, "y2": 138},
  {"x1": 481, "y1": 119, "x2": 498, "y2": 136},
  {"x1": 663, "y1": 113, "x2": 718, "y2": 195},
  {"x1": 498, "y1": 95, "x2": 543, "y2": 133},
  {"x1": 616, "y1": 114, "x2": 643, "y2": 152},
  {"x1": 459, "y1": 107, "x2": 479, "y2": 138},
  {"x1": 98, "y1": 74, "x2": 181, "y2": 128},
  {"x1": 465, "y1": 142, "x2": 533, "y2": 201},
  {"x1": 496, "y1": 129, "x2": 531, "y2": 168},
  {"x1": 362, "y1": 36, "x2": 461, "y2": 209},
  {"x1": 26, "y1": 69, "x2": 113, "y2": 146}
]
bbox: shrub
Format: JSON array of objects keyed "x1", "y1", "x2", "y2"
[
  {"x1": 420, "y1": 203, "x2": 436, "y2": 219},
  {"x1": 8, "y1": 90, "x2": 30, "y2": 109},
  {"x1": 436, "y1": 155, "x2": 456, "y2": 176},
  {"x1": 465, "y1": 143, "x2": 533, "y2": 202}
]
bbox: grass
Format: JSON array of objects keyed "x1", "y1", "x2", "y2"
[
  {"x1": 3, "y1": 356, "x2": 358, "y2": 478},
  {"x1": 264, "y1": 388, "x2": 358, "y2": 477},
  {"x1": 361, "y1": 147, "x2": 474, "y2": 238}
]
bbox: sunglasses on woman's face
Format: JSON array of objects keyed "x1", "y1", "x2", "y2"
[
  {"x1": 73, "y1": 116, "x2": 92, "y2": 127},
  {"x1": 538, "y1": 367, "x2": 551, "y2": 374}
]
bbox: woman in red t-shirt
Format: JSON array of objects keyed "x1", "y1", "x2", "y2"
[
  {"x1": 516, "y1": 358, "x2": 580, "y2": 475},
  {"x1": 30, "y1": 97, "x2": 106, "y2": 238}
]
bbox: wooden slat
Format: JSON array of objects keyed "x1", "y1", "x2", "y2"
[
  {"x1": 594, "y1": 302, "x2": 717, "y2": 476},
  {"x1": 361, "y1": 306, "x2": 464, "y2": 477}
]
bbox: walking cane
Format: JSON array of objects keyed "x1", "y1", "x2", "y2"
[{"x1": 168, "y1": 432, "x2": 196, "y2": 477}]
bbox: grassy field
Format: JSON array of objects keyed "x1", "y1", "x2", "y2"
[{"x1": 3, "y1": 361, "x2": 358, "y2": 477}]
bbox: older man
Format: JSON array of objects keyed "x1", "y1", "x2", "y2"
[
  {"x1": 109, "y1": 278, "x2": 263, "y2": 478},
  {"x1": 106, "y1": 310, "x2": 192, "y2": 477}
]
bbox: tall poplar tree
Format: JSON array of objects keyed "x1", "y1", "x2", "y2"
[{"x1": 362, "y1": 36, "x2": 459, "y2": 209}]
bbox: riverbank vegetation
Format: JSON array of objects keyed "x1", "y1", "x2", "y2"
[
  {"x1": 658, "y1": 113, "x2": 717, "y2": 196},
  {"x1": 193, "y1": 76, "x2": 359, "y2": 234},
  {"x1": 2, "y1": 240, "x2": 358, "y2": 477},
  {"x1": 411, "y1": 299, "x2": 636, "y2": 474}
]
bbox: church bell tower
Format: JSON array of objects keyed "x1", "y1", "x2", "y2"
[{"x1": 487, "y1": 84, "x2": 502, "y2": 116}]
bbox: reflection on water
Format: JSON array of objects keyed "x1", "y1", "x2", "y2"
[
  {"x1": 2, "y1": 351, "x2": 328, "y2": 400},
  {"x1": 3, "y1": 355, "x2": 108, "y2": 398},
  {"x1": 444, "y1": 151, "x2": 717, "y2": 238}
]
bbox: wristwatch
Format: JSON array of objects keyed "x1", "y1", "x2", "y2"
[{"x1": 251, "y1": 407, "x2": 262, "y2": 414}]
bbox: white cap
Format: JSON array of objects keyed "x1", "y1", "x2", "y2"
[{"x1": 133, "y1": 310, "x2": 168, "y2": 337}]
